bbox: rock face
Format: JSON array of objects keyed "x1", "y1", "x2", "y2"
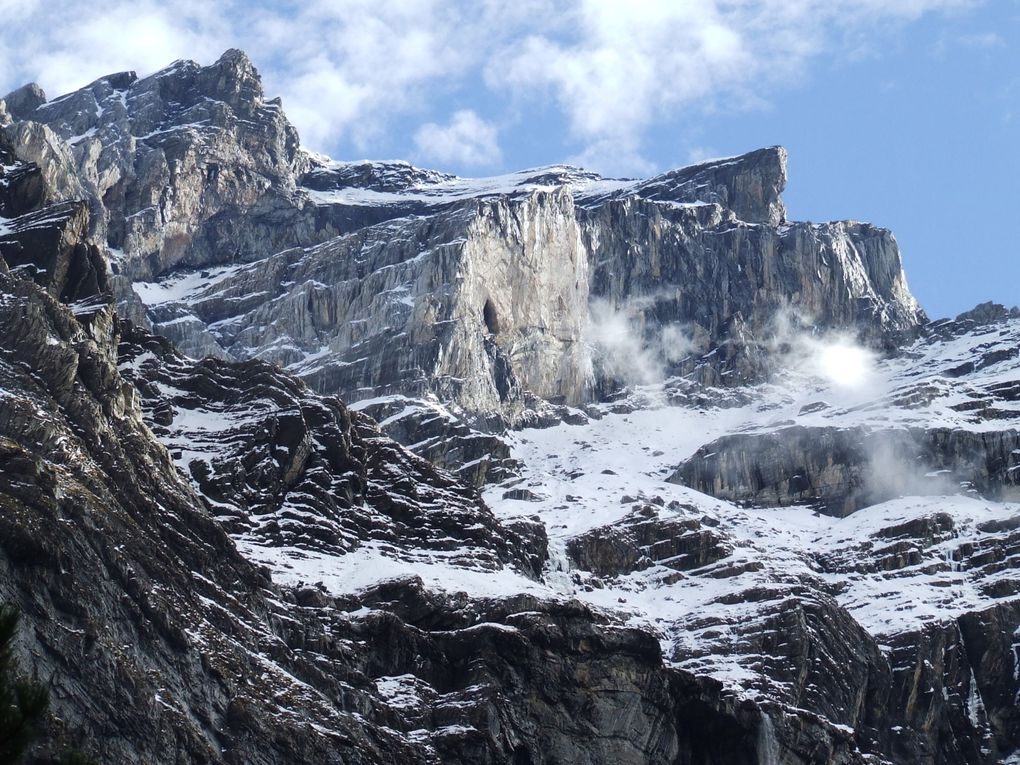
[
  {"x1": 120, "y1": 146, "x2": 921, "y2": 426},
  {"x1": 117, "y1": 323, "x2": 545, "y2": 577},
  {"x1": 672, "y1": 425, "x2": 1020, "y2": 516},
  {"x1": 5, "y1": 51, "x2": 311, "y2": 279},
  {"x1": 0, "y1": 199, "x2": 108, "y2": 303},
  {"x1": 6, "y1": 51, "x2": 924, "y2": 443},
  {"x1": 624, "y1": 145, "x2": 788, "y2": 226},
  {"x1": 3, "y1": 48, "x2": 1019, "y2": 765},
  {"x1": 165, "y1": 190, "x2": 591, "y2": 422},
  {"x1": 567, "y1": 499, "x2": 731, "y2": 576}
]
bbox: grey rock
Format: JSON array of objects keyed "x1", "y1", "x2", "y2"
[
  {"x1": 0, "y1": 199, "x2": 109, "y2": 303},
  {"x1": 617, "y1": 145, "x2": 788, "y2": 225},
  {"x1": 117, "y1": 323, "x2": 540, "y2": 575},
  {"x1": 11, "y1": 49, "x2": 310, "y2": 280},
  {"x1": 0, "y1": 150, "x2": 801, "y2": 765},
  {"x1": 567, "y1": 501, "x2": 731, "y2": 576},
  {"x1": 12, "y1": 56, "x2": 925, "y2": 450},
  {"x1": 955, "y1": 300, "x2": 1020, "y2": 326},
  {"x1": 671, "y1": 425, "x2": 1020, "y2": 516},
  {"x1": 1, "y1": 81, "x2": 46, "y2": 120},
  {"x1": 354, "y1": 395, "x2": 521, "y2": 487}
]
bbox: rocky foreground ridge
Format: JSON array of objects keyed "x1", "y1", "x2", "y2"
[{"x1": 1, "y1": 50, "x2": 1018, "y2": 764}]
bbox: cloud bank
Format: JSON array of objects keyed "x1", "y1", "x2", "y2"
[
  {"x1": 414, "y1": 110, "x2": 502, "y2": 167},
  {"x1": 0, "y1": 0, "x2": 981, "y2": 174}
]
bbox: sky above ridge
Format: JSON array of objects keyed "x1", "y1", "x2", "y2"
[{"x1": 0, "y1": 0, "x2": 1017, "y2": 319}]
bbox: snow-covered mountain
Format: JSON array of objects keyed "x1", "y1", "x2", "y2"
[{"x1": 1, "y1": 49, "x2": 1018, "y2": 764}]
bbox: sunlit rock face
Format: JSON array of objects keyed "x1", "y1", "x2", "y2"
[
  {"x1": 8, "y1": 54, "x2": 924, "y2": 433},
  {"x1": 5, "y1": 50, "x2": 307, "y2": 281}
]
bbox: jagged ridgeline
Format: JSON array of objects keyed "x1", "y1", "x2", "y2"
[{"x1": 1, "y1": 49, "x2": 1018, "y2": 765}]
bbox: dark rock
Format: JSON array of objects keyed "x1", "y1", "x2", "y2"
[
  {"x1": 672, "y1": 425, "x2": 1020, "y2": 516},
  {"x1": 117, "y1": 323, "x2": 541, "y2": 577},
  {"x1": 955, "y1": 301, "x2": 1020, "y2": 326},
  {"x1": 567, "y1": 503, "x2": 730, "y2": 576},
  {"x1": 2, "y1": 82, "x2": 47, "y2": 120},
  {"x1": 0, "y1": 200, "x2": 109, "y2": 303}
]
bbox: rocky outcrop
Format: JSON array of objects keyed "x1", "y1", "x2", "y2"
[
  {"x1": 0, "y1": 199, "x2": 108, "y2": 303},
  {"x1": 671, "y1": 425, "x2": 1020, "y2": 516},
  {"x1": 352, "y1": 395, "x2": 522, "y2": 487},
  {"x1": 623, "y1": 145, "x2": 788, "y2": 226},
  {"x1": 820, "y1": 512, "x2": 1020, "y2": 761},
  {"x1": 4, "y1": 49, "x2": 309, "y2": 280},
  {"x1": 2, "y1": 82, "x2": 46, "y2": 120},
  {"x1": 0, "y1": 130, "x2": 47, "y2": 215},
  {"x1": 567, "y1": 499, "x2": 731, "y2": 577},
  {"x1": 954, "y1": 301, "x2": 1020, "y2": 326},
  {"x1": 117, "y1": 323, "x2": 544, "y2": 576},
  {"x1": 553, "y1": 488, "x2": 1020, "y2": 763}
]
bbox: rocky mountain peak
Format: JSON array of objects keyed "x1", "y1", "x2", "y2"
[
  {"x1": 301, "y1": 157, "x2": 459, "y2": 193},
  {"x1": 3, "y1": 52, "x2": 924, "y2": 438},
  {"x1": 1, "y1": 81, "x2": 47, "y2": 120},
  {"x1": 633, "y1": 145, "x2": 787, "y2": 225},
  {"x1": 191, "y1": 47, "x2": 264, "y2": 116},
  {"x1": 954, "y1": 300, "x2": 1020, "y2": 326},
  {"x1": 1, "y1": 48, "x2": 307, "y2": 282}
]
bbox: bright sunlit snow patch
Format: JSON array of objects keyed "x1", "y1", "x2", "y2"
[
  {"x1": 235, "y1": 540, "x2": 550, "y2": 600},
  {"x1": 133, "y1": 261, "x2": 256, "y2": 306}
]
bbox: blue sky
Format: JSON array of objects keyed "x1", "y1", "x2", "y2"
[{"x1": 1, "y1": 0, "x2": 1016, "y2": 318}]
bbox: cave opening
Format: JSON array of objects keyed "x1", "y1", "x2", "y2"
[{"x1": 483, "y1": 298, "x2": 500, "y2": 335}]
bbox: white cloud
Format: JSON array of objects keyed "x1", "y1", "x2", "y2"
[
  {"x1": 0, "y1": 0, "x2": 985, "y2": 170},
  {"x1": 414, "y1": 110, "x2": 502, "y2": 167},
  {"x1": 686, "y1": 146, "x2": 720, "y2": 164},
  {"x1": 486, "y1": 0, "x2": 981, "y2": 173},
  {"x1": 0, "y1": 0, "x2": 228, "y2": 96},
  {"x1": 565, "y1": 137, "x2": 656, "y2": 179},
  {"x1": 33, "y1": 4, "x2": 227, "y2": 95}
]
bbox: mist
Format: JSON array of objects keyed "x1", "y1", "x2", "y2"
[
  {"x1": 587, "y1": 297, "x2": 694, "y2": 389},
  {"x1": 764, "y1": 309, "x2": 880, "y2": 398}
]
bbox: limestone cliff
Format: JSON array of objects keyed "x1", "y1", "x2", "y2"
[{"x1": 5, "y1": 51, "x2": 924, "y2": 437}]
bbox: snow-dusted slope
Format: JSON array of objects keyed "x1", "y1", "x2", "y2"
[
  {"x1": 203, "y1": 310, "x2": 1017, "y2": 632},
  {"x1": 184, "y1": 312, "x2": 1018, "y2": 761},
  {"x1": 119, "y1": 271, "x2": 1020, "y2": 760}
]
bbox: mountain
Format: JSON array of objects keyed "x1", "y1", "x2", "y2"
[{"x1": 1, "y1": 49, "x2": 1017, "y2": 764}]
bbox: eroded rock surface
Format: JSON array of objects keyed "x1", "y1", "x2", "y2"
[
  {"x1": 1, "y1": 115, "x2": 788, "y2": 765},
  {"x1": 672, "y1": 425, "x2": 1020, "y2": 516}
]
